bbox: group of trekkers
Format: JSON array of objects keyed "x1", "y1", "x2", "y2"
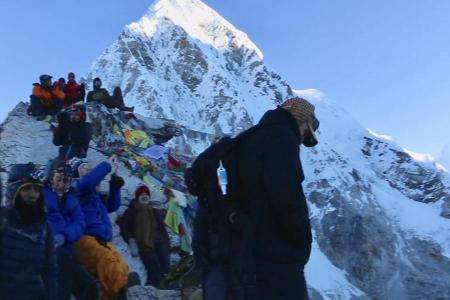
[
  {"x1": 0, "y1": 75, "x2": 170, "y2": 299},
  {"x1": 1, "y1": 71, "x2": 320, "y2": 300},
  {"x1": 27, "y1": 73, "x2": 134, "y2": 121}
]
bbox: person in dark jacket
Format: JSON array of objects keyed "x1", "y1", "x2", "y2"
[
  {"x1": 53, "y1": 104, "x2": 93, "y2": 160},
  {"x1": 118, "y1": 185, "x2": 170, "y2": 286},
  {"x1": 86, "y1": 78, "x2": 111, "y2": 104},
  {"x1": 44, "y1": 161, "x2": 103, "y2": 300},
  {"x1": 111, "y1": 87, "x2": 134, "y2": 112},
  {"x1": 0, "y1": 163, "x2": 57, "y2": 300},
  {"x1": 71, "y1": 156, "x2": 140, "y2": 298},
  {"x1": 228, "y1": 97, "x2": 318, "y2": 300},
  {"x1": 64, "y1": 72, "x2": 84, "y2": 105},
  {"x1": 86, "y1": 79, "x2": 133, "y2": 111}
]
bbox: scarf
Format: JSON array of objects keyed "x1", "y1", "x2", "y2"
[{"x1": 134, "y1": 203, "x2": 156, "y2": 251}]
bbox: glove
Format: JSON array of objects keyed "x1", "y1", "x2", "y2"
[
  {"x1": 54, "y1": 234, "x2": 66, "y2": 247},
  {"x1": 109, "y1": 173, "x2": 124, "y2": 189},
  {"x1": 128, "y1": 238, "x2": 139, "y2": 257}
]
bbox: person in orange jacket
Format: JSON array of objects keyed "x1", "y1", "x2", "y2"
[{"x1": 27, "y1": 74, "x2": 66, "y2": 120}]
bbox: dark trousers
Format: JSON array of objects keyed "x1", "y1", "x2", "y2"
[
  {"x1": 139, "y1": 243, "x2": 170, "y2": 286},
  {"x1": 255, "y1": 263, "x2": 308, "y2": 300},
  {"x1": 28, "y1": 96, "x2": 63, "y2": 117},
  {"x1": 203, "y1": 263, "x2": 231, "y2": 300},
  {"x1": 56, "y1": 247, "x2": 98, "y2": 300}
]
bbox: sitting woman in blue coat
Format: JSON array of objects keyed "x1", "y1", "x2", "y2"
[
  {"x1": 70, "y1": 156, "x2": 140, "y2": 298},
  {"x1": 0, "y1": 163, "x2": 57, "y2": 300},
  {"x1": 44, "y1": 160, "x2": 102, "y2": 300}
]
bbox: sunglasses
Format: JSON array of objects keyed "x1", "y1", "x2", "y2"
[{"x1": 311, "y1": 116, "x2": 320, "y2": 132}]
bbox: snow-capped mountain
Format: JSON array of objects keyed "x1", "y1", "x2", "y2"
[
  {"x1": 83, "y1": 0, "x2": 293, "y2": 134},
  {"x1": 2, "y1": 0, "x2": 450, "y2": 299}
]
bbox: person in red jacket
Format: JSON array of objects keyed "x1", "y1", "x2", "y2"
[{"x1": 64, "y1": 72, "x2": 84, "y2": 105}]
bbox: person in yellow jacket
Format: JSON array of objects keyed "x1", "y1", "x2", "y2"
[{"x1": 27, "y1": 74, "x2": 66, "y2": 120}]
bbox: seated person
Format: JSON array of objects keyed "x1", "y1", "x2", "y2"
[
  {"x1": 86, "y1": 78, "x2": 111, "y2": 104},
  {"x1": 64, "y1": 72, "x2": 84, "y2": 105},
  {"x1": 70, "y1": 156, "x2": 140, "y2": 298},
  {"x1": 86, "y1": 78, "x2": 133, "y2": 111},
  {"x1": 118, "y1": 185, "x2": 170, "y2": 286},
  {"x1": 44, "y1": 160, "x2": 104, "y2": 300},
  {"x1": 28, "y1": 74, "x2": 66, "y2": 119}
]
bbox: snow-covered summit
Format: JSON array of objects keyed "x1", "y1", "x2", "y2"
[
  {"x1": 83, "y1": 0, "x2": 292, "y2": 134},
  {"x1": 131, "y1": 0, "x2": 263, "y2": 58}
]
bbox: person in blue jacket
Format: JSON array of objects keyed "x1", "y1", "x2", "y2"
[
  {"x1": 44, "y1": 160, "x2": 103, "y2": 300},
  {"x1": 0, "y1": 163, "x2": 57, "y2": 300},
  {"x1": 70, "y1": 156, "x2": 140, "y2": 298}
]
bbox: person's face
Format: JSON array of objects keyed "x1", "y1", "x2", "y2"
[
  {"x1": 68, "y1": 75, "x2": 75, "y2": 82},
  {"x1": 137, "y1": 193, "x2": 151, "y2": 204},
  {"x1": 19, "y1": 185, "x2": 41, "y2": 204},
  {"x1": 69, "y1": 112, "x2": 81, "y2": 123},
  {"x1": 94, "y1": 81, "x2": 101, "y2": 88},
  {"x1": 299, "y1": 116, "x2": 319, "y2": 147},
  {"x1": 51, "y1": 172, "x2": 71, "y2": 195},
  {"x1": 45, "y1": 78, "x2": 52, "y2": 87}
]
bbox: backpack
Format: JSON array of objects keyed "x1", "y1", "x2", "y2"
[{"x1": 184, "y1": 125, "x2": 263, "y2": 261}]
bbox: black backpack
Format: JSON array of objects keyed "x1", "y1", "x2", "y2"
[
  {"x1": 185, "y1": 124, "x2": 265, "y2": 209},
  {"x1": 184, "y1": 125, "x2": 264, "y2": 262}
]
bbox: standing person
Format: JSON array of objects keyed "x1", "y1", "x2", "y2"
[
  {"x1": 187, "y1": 97, "x2": 319, "y2": 300},
  {"x1": 71, "y1": 156, "x2": 140, "y2": 298},
  {"x1": 44, "y1": 161, "x2": 103, "y2": 300},
  {"x1": 28, "y1": 74, "x2": 66, "y2": 120},
  {"x1": 118, "y1": 185, "x2": 170, "y2": 286},
  {"x1": 233, "y1": 97, "x2": 318, "y2": 300},
  {"x1": 0, "y1": 163, "x2": 57, "y2": 300},
  {"x1": 53, "y1": 104, "x2": 93, "y2": 160},
  {"x1": 64, "y1": 72, "x2": 83, "y2": 105}
]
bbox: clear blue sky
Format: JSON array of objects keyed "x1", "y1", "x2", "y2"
[{"x1": 1, "y1": 0, "x2": 449, "y2": 158}]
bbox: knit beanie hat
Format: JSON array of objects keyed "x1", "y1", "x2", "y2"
[
  {"x1": 281, "y1": 97, "x2": 316, "y2": 126},
  {"x1": 135, "y1": 185, "x2": 151, "y2": 200}
]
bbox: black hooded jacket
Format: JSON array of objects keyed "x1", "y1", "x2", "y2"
[
  {"x1": 236, "y1": 107, "x2": 312, "y2": 265},
  {"x1": 86, "y1": 78, "x2": 111, "y2": 103},
  {"x1": 0, "y1": 166, "x2": 57, "y2": 300},
  {"x1": 53, "y1": 110, "x2": 93, "y2": 159}
]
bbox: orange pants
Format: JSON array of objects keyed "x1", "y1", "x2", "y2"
[{"x1": 74, "y1": 235, "x2": 130, "y2": 296}]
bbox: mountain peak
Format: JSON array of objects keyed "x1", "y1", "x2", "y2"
[{"x1": 128, "y1": 0, "x2": 263, "y2": 58}]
